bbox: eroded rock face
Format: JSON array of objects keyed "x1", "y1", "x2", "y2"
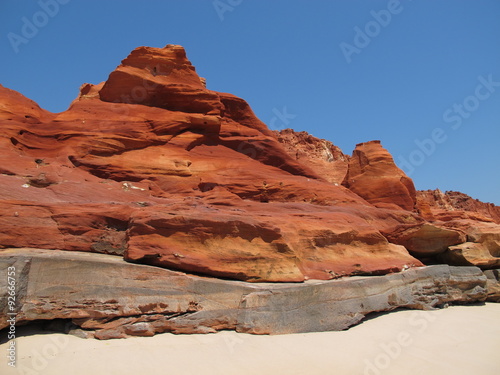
[
  {"x1": 437, "y1": 221, "x2": 500, "y2": 269},
  {"x1": 417, "y1": 189, "x2": 500, "y2": 223},
  {"x1": 442, "y1": 242, "x2": 500, "y2": 269},
  {"x1": 277, "y1": 132, "x2": 500, "y2": 269},
  {"x1": 125, "y1": 201, "x2": 421, "y2": 282},
  {"x1": 484, "y1": 269, "x2": 500, "y2": 302},
  {"x1": 0, "y1": 249, "x2": 489, "y2": 339},
  {"x1": 99, "y1": 45, "x2": 222, "y2": 115},
  {"x1": 0, "y1": 44, "x2": 428, "y2": 282},
  {"x1": 382, "y1": 223, "x2": 466, "y2": 257},
  {"x1": 411, "y1": 191, "x2": 500, "y2": 269},
  {"x1": 273, "y1": 129, "x2": 349, "y2": 184},
  {"x1": 342, "y1": 141, "x2": 417, "y2": 211},
  {"x1": 0, "y1": 44, "x2": 499, "y2": 280}
]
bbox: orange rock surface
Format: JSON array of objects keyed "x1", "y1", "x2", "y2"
[
  {"x1": 273, "y1": 129, "x2": 349, "y2": 184},
  {"x1": 417, "y1": 189, "x2": 500, "y2": 223},
  {"x1": 1, "y1": 44, "x2": 499, "y2": 281},
  {"x1": 342, "y1": 140, "x2": 417, "y2": 211}
]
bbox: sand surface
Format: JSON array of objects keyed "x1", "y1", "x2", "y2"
[{"x1": 1, "y1": 303, "x2": 499, "y2": 375}]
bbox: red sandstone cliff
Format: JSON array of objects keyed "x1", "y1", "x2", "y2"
[
  {"x1": 1, "y1": 44, "x2": 499, "y2": 281},
  {"x1": 275, "y1": 130, "x2": 500, "y2": 269}
]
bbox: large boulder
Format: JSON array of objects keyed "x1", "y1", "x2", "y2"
[
  {"x1": 439, "y1": 221, "x2": 500, "y2": 269},
  {"x1": 382, "y1": 223, "x2": 466, "y2": 257},
  {"x1": 442, "y1": 242, "x2": 500, "y2": 269}
]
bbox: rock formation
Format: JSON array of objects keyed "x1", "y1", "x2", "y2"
[
  {"x1": 0, "y1": 249, "x2": 490, "y2": 339},
  {"x1": 417, "y1": 189, "x2": 500, "y2": 223},
  {"x1": 273, "y1": 129, "x2": 349, "y2": 184},
  {"x1": 341, "y1": 140, "x2": 417, "y2": 211},
  {"x1": 0, "y1": 44, "x2": 429, "y2": 282},
  {"x1": 0, "y1": 44, "x2": 499, "y2": 337},
  {"x1": 275, "y1": 132, "x2": 500, "y2": 270}
]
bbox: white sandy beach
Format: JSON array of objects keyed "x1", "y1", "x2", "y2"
[{"x1": 2, "y1": 303, "x2": 499, "y2": 375}]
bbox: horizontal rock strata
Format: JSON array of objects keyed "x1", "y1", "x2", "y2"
[{"x1": 0, "y1": 248, "x2": 490, "y2": 339}]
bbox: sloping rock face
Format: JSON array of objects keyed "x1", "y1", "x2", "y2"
[
  {"x1": 273, "y1": 129, "x2": 349, "y2": 184},
  {"x1": 276, "y1": 131, "x2": 500, "y2": 269},
  {"x1": 0, "y1": 44, "x2": 427, "y2": 282},
  {"x1": 417, "y1": 189, "x2": 500, "y2": 223},
  {"x1": 0, "y1": 43, "x2": 499, "y2": 281},
  {"x1": 0, "y1": 249, "x2": 489, "y2": 339}
]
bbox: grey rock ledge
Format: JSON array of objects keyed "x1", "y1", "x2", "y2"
[{"x1": 0, "y1": 248, "x2": 490, "y2": 339}]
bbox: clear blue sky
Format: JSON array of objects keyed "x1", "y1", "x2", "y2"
[{"x1": 1, "y1": 0, "x2": 499, "y2": 205}]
